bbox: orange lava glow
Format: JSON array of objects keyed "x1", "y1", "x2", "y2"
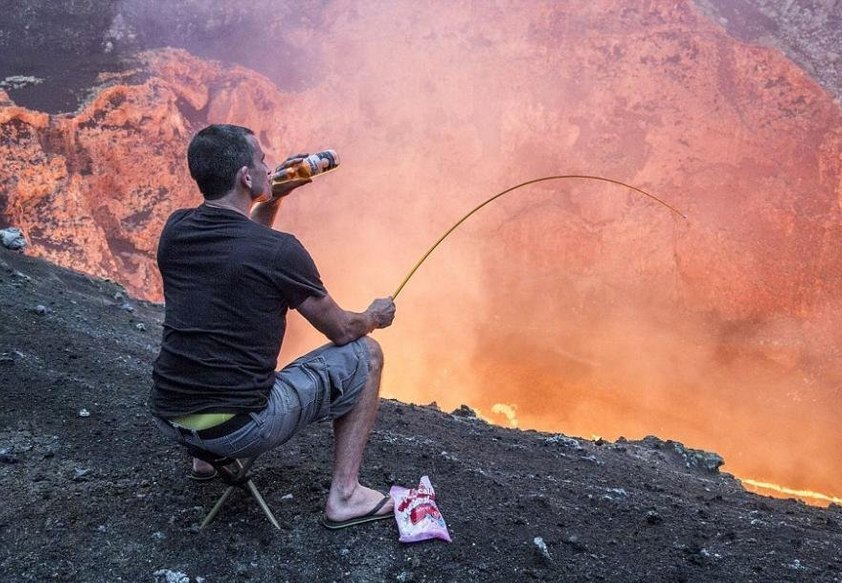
[
  {"x1": 267, "y1": 1, "x2": 842, "y2": 507},
  {"x1": 3, "y1": 1, "x2": 840, "y2": 508},
  {"x1": 741, "y1": 479, "x2": 842, "y2": 507}
]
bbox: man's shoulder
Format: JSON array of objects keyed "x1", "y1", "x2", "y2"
[
  {"x1": 163, "y1": 207, "x2": 194, "y2": 228},
  {"x1": 168, "y1": 207, "x2": 193, "y2": 219},
  {"x1": 264, "y1": 228, "x2": 301, "y2": 245},
  {"x1": 253, "y1": 230, "x2": 314, "y2": 266},
  {"x1": 232, "y1": 218, "x2": 298, "y2": 243}
]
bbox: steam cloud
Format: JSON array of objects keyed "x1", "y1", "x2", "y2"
[{"x1": 21, "y1": 1, "x2": 842, "y2": 500}]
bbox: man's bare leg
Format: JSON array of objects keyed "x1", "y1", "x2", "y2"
[{"x1": 324, "y1": 337, "x2": 394, "y2": 522}]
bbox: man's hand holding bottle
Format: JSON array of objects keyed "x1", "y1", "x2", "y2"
[{"x1": 271, "y1": 150, "x2": 340, "y2": 199}]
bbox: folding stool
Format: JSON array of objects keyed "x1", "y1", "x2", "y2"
[{"x1": 184, "y1": 445, "x2": 281, "y2": 530}]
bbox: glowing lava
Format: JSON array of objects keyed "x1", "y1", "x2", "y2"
[
  {"x1": 1, "y1": 1, "x2": 840, "y2": 507},
  {"x1": 489, "y1": 403, "x2": 520, "y2": 428},
  {"x1": 741, "y1": 479, "x2": 842, "y2": 507}
]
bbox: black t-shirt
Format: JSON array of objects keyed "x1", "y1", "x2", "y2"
[{"x1": 149, "y1": 204, "x2": 327, "y2": 417}]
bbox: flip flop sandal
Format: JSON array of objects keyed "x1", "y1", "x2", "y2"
[{"x1": 321, "y1": 494, "x2": 392, "y2": 530}]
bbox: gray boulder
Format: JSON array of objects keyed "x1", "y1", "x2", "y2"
[{"x1": 0, "y1": 227, "x2": 26, "y2": 250}]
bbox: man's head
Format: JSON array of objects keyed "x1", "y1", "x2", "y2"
[{"x1": 187, "y1": 124, "x2": 270, "y2": 201}]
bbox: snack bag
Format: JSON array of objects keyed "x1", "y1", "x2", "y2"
[{"x1": 390, "y1": 476, "x2": 451, "y2": 543}]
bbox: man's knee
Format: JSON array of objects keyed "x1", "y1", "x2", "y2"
[{"x1": 361, "y1": 336, "x2": 383, "y2": 373}]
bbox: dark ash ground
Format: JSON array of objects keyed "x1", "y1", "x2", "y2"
[{"x1": 1, "y1": 249, "x2": 842, "y2": 582}]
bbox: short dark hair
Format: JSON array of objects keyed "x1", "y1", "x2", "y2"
[{"x1": 187, "y1": 124, "x2": 255, "y2": 199}]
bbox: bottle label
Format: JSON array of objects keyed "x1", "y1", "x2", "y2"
[{"x1": 305, "y1": 150, "x2": 339, "y2": 176}]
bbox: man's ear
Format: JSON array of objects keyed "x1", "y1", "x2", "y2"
[{"x1": 238, "y1": 166, "x2": 252, "y2": 190}]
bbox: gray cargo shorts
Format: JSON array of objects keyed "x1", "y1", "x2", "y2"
[{"x1": 153, "y1": 338, "x2": 371, "y2": 459}]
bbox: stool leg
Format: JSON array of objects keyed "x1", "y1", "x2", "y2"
[
  {"x1": 201, "y1": 485, "x2": 236, "y2": 530},
  {"x1": 193, "y1": 456, "x2": 280, "y2": 530},
  {"x1": 237, "y1": 457, "x2": 256, "y2": 474},
  {"x1": 246, "y1": 480, "x2": 281, "y2": 530}
]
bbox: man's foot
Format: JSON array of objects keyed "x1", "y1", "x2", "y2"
[
  {"x1": 322, "y1": 494, "x2": 392, "y2": 529},
  {"x1": 323, "y1": 485, "x2": 394, "y2": 529}
]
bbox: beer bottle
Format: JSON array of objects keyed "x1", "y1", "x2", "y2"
[{"x1": 272, "y1": 150, "x2": 340, "y2": 189}]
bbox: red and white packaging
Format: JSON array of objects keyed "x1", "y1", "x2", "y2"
[{"x1": 390, "y1": 476, "x2": 451, "y2": 543}]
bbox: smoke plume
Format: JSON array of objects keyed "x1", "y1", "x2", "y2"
[{"x1": 3, "y1": 0, "x2": 841, "y2": 502}]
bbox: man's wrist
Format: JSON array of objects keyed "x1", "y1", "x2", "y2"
[{"x1": 365, "y1": 311, "x2": 378, "y2": 334}]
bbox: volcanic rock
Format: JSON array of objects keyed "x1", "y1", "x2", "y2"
[
  {"x1": 0, "y1": 227, "x2": 26, "y2": 250},
  {"x1": 2, "y1": 245, "x2": 841, "y2": 581},
  {"x1": 450, "y1": 404, "x2": 479, "y2": 418},
  {"x1": 636, "y1": 435, "x2": 726, "y2": 474},
  {"x1": 0, "y1": 449, "x2": 18, "y2": 464},
  {"x1": 1, "y1": 0, "x2": 841, "y2": 519},
  {"x1": 0, "y1": 48, "x2": 288, "y2": 301},
  {"x1": 697, "y1": 0, "x2": 842, "y2": 100}
]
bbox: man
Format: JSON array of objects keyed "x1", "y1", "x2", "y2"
[{"x1": 149, "y1": 124, "x2": 396, "y2": 529}]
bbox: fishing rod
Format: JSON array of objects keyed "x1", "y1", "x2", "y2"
[{"x1": 392, "y1": 174, "x2": 686, "y2": 300}]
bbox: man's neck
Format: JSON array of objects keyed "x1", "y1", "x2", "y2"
[
  {"x1": 202, "y1": 194, "x2": 251, "y2": 217},
  {"x1": 201, "y1": 188, "x2": 282, "y2": 227}
]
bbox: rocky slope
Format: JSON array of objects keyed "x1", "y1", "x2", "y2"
[{"x1": 2, "y1": 246, "x2": 842, "y2": 582}]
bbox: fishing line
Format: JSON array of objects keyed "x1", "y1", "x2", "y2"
[{"x1": 392, "y1": 174, "x2": 686, "y2": 300}]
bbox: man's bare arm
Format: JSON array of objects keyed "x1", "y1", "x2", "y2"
[
  {"x1": 297, "y1": 294, "x2": 396, "y2": 345},
  {"x1": 251, "y1": 197, "x2": 284, "y2": 227}
]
